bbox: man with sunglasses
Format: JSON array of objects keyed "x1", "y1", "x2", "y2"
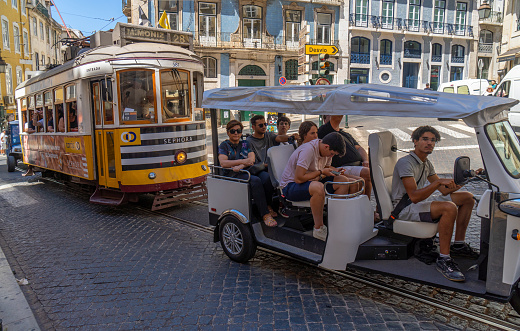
[{"x1": 391, "y1": 126, "x2": 478, "y2": 282}]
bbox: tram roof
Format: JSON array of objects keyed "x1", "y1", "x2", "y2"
[
  {"x1": 202, "y1": 84, "x2": 519, "y2": 127},
  {"x1": 16, "y1": 42, "x2": 200, "y2": 91}
]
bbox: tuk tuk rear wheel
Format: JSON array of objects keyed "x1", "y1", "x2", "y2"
[
  {"x1": 219, "y1": 216, "x2": 256, "y2": 263},
  {"x1": 7, "y1": 155, "x2": 16, "y2": 172}
]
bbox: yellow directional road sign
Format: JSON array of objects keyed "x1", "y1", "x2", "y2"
[{"x1": 305, "y1": 44, "x2": 339, "y2": 55}]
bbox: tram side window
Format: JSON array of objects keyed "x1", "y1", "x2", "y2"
[
  {"x1": 119, "y1": 70, "x2": 156, "y2": 123},
  {"x1": 54, "y1": 87, "x2": 64, "y2": 132},
  {"x1": 59, "y1": 85, "x2": 81, "y2": 133},
  {"x1": 25, "y1": 97, "x2": 35, "y2": 133},
  {"x1": 44, "y1": 92, "x2": 53, "y2": 132},
  {"x1": 20, "y1": 98, "x2": 28, "y2": 133},
  {"x1": 35, "y1": 94, "x2": 44, "y2": 133},
  {"x1": 161, "y1": 69, "x2": 191, "y2": 121}
]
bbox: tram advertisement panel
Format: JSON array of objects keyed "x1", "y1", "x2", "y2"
[{"x1": 22, "y1": 135, "x2": 94, "y2": 180}]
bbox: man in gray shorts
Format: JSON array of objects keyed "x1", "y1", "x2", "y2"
[{"x1": 391, "y1": 126, "x2": 478, "y2": 282}]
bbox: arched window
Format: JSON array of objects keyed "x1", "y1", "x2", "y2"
[
  {"x1": 238, "y1": 65, "x2": 266, "y2": 76},
  {"x1": 202, "y1": 57, "x2": 217, "y2": 78},
  {"x1": 351, "y1": 37, "x2": 370, "y2": 64},
  {"x1": 285, "y1": 59, "x2": 298, "y2": 80},
  {"x1": 404, "y1": 40, "x2": 421, "y2": 58},
  {"x1": 380, "y1": 39, "x2": 392, "y2": 65},
  {"x1": 431, "y1": 43, "x2": 442, "y2": 62},
  {"x1": 480, "y1": 30, "x2": 493, "y2": 44},
  {"x1": 451, "y1": 44, "x2": 465, "y2": 63}
]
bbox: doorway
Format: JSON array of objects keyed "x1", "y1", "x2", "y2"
[
  {"x1": 237, "y1": 79, "x2": 265, "y2": 121},
  {"x1": 403, "y1": 63, "x2": 420, "y2": 88}
]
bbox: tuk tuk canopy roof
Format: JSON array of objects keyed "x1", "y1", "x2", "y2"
[{"x1": 202, "y1": 84, "x2": 519, "y2": 127}]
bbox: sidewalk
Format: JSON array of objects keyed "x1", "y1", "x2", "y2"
[{"x1": 0, "y1": 156, "x2": 40, "y2": 331}]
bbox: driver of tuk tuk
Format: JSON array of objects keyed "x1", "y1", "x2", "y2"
[
  {"x1": 279, "y1": 132, "x2": 362, "y2": 241},
  {"x1": 392, "y1": 126, "x2": 479, "y2": 282}
]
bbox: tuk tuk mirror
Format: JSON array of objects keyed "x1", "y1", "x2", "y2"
[
  {"x1": 498, "y1": 199, "x2": 520, "y2": 218},
  {"x1": 453, "y1": 156, "x2": 471, "y2": 185}
]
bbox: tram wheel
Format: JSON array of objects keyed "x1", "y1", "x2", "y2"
[
  {"x1": 510, "y1": 286, "x2": 520, "y2": 315},
  {"x1": 7, "y1": 156, "x2": 16, "y2": 172},
  {"x1": 219, "y1": 216, "x2": 256, "y2": 263}
]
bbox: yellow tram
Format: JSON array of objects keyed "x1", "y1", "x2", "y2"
[{"x1": 14, "y1": 23, "x2": 209, "y2": 209}]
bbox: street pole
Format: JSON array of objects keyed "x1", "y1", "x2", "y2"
[{"x1": 478, "y1": 58, "x2": 484, "y2": 95}]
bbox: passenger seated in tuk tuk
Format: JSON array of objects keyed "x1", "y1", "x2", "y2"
[
  {"x1": 318, "y1": 115, "x2": 372, "y2": 198},
  {"x1": 298, "y1": 121, "x2": 318, "y2": 145},
  {"x1": 218, "y1": 120, "x2": 278, "y2": 227},
  {"x1": 392, "y1": 126, "x2": 478, "y2": 282},
  {"x1": 279, "y1": 132, "x2": 359, "y2": 241},
  {"x1": 275, "y1": 116, "x2": 299, "y2": 147}
]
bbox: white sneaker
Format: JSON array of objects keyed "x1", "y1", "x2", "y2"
[{"x1": 313, "y1": 225, "x2": 328, "y2": 241}]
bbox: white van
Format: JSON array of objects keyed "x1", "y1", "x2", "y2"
[
  {"x1": 437, "y1": 79, "x2": 489, "y2": 95},
  {"x1": 494, "y1": 65, "x2": 520, "y2": 133}
]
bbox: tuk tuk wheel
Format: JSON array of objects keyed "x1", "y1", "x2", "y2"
[
  {"x1": 509, "y1": 286, "x2": 520, "y2": 315},
  {"x1": 7, "y1": 155, "x2": 16, "y2": 172},
  {"x1": 219, "y1": 216, "x2": 256, "y2": 263}
]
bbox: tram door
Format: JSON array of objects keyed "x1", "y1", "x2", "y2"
[{"x1": 92, "y1": 80, "x2": 118, "y2": 188}]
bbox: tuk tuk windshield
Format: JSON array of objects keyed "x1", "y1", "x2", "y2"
[{"x1": 486, "y1": 121, "x2": 520, "y2": 178}]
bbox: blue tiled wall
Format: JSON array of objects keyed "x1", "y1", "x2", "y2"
[{"x1": 220, "y1": 54, "x2": 230, "y2": 87}]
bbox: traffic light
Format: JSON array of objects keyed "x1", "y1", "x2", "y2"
[{"x1": 319, "y1": 53, "x2": 330, "y2": 77}]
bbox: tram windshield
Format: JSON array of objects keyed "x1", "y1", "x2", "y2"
[
  {"x1": 161, "y1": 69, "x2": 191, "y2": 120},
  {"x1": 119, "y1": 70, "x2": 156, "y2": 123},
  {"x1": 486, "y1": 121, "x2": 520, "y2": 178}
]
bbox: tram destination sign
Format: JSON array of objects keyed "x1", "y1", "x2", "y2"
[{"x1": 114, "y1": 23, "x2": 193, "y2": 49}]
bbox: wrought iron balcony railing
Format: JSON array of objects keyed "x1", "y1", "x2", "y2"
[
  {"x1": 404, "y1": 49, "x2": 422, "y2": 58},
  {"x1": 351, "y1": 52, "x2": 370, "y2": 64},
  {"x1": 349, "y1": 13, "x2": 474, "y2": 37},
  {"x1": 479, "y1": 11, "x2": 502, "y2": 24},
  {"x1": 380, "y1": 54, "x2": 392, "y2": 65},
  {"x1": 431, "y1": 55, "x2": 442, "y2": 62},
  {"x1": 478, "y1": 43, "x2": 493, "y2": 53},
  {"x1": 451, "y1": 56, "x2": 464, "y2": 63}
]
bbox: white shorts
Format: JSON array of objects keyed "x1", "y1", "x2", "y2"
[
  {"x1": 339, "y1": 166, "x2": 364, "y2": 177},
  {"x1": 398, "y1": 194, "x2": 452, "y2": 223}
]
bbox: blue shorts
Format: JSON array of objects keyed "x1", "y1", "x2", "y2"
[{"x1": 282, "y1": 177, "x2": 334, "y2": 201}]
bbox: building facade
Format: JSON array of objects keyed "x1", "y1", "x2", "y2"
[
  {"x1": 27, "y1": 0, "x2": 64, "y2": 72},
  {"x1": 348, "y1": 0, "x2": 479, "y2": 90},
  {"x1": 498, "y1": 0, "x2": 520, "y2": 74},
  {"x1": 476, "y1": 0, "x2": 503, "y2": 81},
  {"x1": 0, "y1": 0, "x2": 32, "y2": 119}
]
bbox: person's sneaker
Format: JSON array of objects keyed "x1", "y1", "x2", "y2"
[
  {"x1": 313, "y1": 225, "x2": 328, "y2": 241},
  {"x1": 278, "y1": 207, "x2": 290, "y2": 219},
  {"x1": 436, "y1": 257, "x2": 465, "y2": 282},
  {"x1": 450, "y1": 242, "x2": 479, "y2": 259}
]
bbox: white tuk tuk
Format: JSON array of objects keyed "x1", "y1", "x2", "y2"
[{"x1": 202, "y1": 84, "x2": 520, "y2": 311}]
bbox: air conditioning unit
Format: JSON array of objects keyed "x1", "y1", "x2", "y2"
[
  {"x1": 25, "y1": 0, "x2": 34, "y2": 9},
  {"x1": 3, "y1": 96, "x2": 14, "y2": 105}
]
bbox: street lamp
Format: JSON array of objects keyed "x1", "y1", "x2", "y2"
[{"x1": 479, "y1": 0, "x2": 491, "y2": 20}]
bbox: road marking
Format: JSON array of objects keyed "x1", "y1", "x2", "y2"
[
  {"x1": 449, "y1": 123, "x2": 475, "y2": 133},
  {"x1": 0, "y1": 182, "x2": 41, "y2": 207},
  {"x1": 432, "y1": 125, "x2": 470, "y2": 138},
  {"x1": 367, "y1": 130, "x2": 380, "y2": 134},
  {"x1": 388, "y1": 128, "x2": 411, "y2": 141}
]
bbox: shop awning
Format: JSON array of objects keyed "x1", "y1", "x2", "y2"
[{"x1": 498, "y1": 47, "x2": 520, "y2": 62}]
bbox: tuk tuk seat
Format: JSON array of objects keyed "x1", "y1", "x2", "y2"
[
  {"x1": 267, "y1": 144, "x2": 316, "y2": 208},
  {"x1": 369, "y1": 131, "x2": 438, "y2": 238}
]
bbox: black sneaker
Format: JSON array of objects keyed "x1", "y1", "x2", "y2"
[
  {"x1": 450, "y1": 243, "x2": 479, "y2": 259},
  {"x1": 436, "y1": 257, "x2": 465, "y2": 282}
]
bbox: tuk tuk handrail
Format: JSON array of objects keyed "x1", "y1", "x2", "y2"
[
  {"x1": 324, "y1": 179, "x2": 365, "y2": 199},
  {"x1": 209, "y1": 165, "x2": 251, "y2": 183}
]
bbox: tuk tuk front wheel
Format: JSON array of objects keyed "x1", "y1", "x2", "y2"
[
  {"x1": 7, "y1": 155, "x2": 16, "y2": 172},
  {"x1": 219, "y1": 216, "x2": 256, "y2": 263}
]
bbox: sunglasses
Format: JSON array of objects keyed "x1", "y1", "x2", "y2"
[
  {"x1": 229, "y1": 129, "x2": 242, "y2": 134},
  {"x1": 256, "y1": 123, "x2": 266, "y2": 128}
]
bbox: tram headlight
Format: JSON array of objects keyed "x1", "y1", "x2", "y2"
[
  {"x1": 148, "y1": 172, "x2": 157, "y2": 179},
  {"x1": 175, "y1": 150, "x2": 187, "y2": 164}
]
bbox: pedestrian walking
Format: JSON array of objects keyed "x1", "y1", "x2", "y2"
[{"x1": 0, "y1": 130, "x2": 6, "y2": 155}]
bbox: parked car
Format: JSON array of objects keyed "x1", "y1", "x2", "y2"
[{"x1": 437, "y1": 79, "x2": 489, "y2": 95}]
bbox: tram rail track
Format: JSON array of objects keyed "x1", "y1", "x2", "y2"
[{"x1": 29, "y1": 171, "x2": 519, "y2": 330}]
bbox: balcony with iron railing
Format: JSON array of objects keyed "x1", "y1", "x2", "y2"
[
  {"x1": 478, "y1": 43, "x2": 493, "y2": 53},
  {"x1": 349, "y1": 13, "x2": 474, "y2": 37},
  {"x1": 351, "y1": 52, "x2": 370, "y2": 64},
  {"x1": 380, "y1": 54, "x2": 392, "y2": 65},
  {"x1": 194, "y1": 31, "x2": 309, "y2": 51},
  {"x1": 122, "y1": 0, "x2": 131, "y2": 16},
  {"x1": 431, "y1": 55, "x2": 442, "y2": 62},
  {"x1": 451, "y1": 55, "x2": 465, "y2": 63}
]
